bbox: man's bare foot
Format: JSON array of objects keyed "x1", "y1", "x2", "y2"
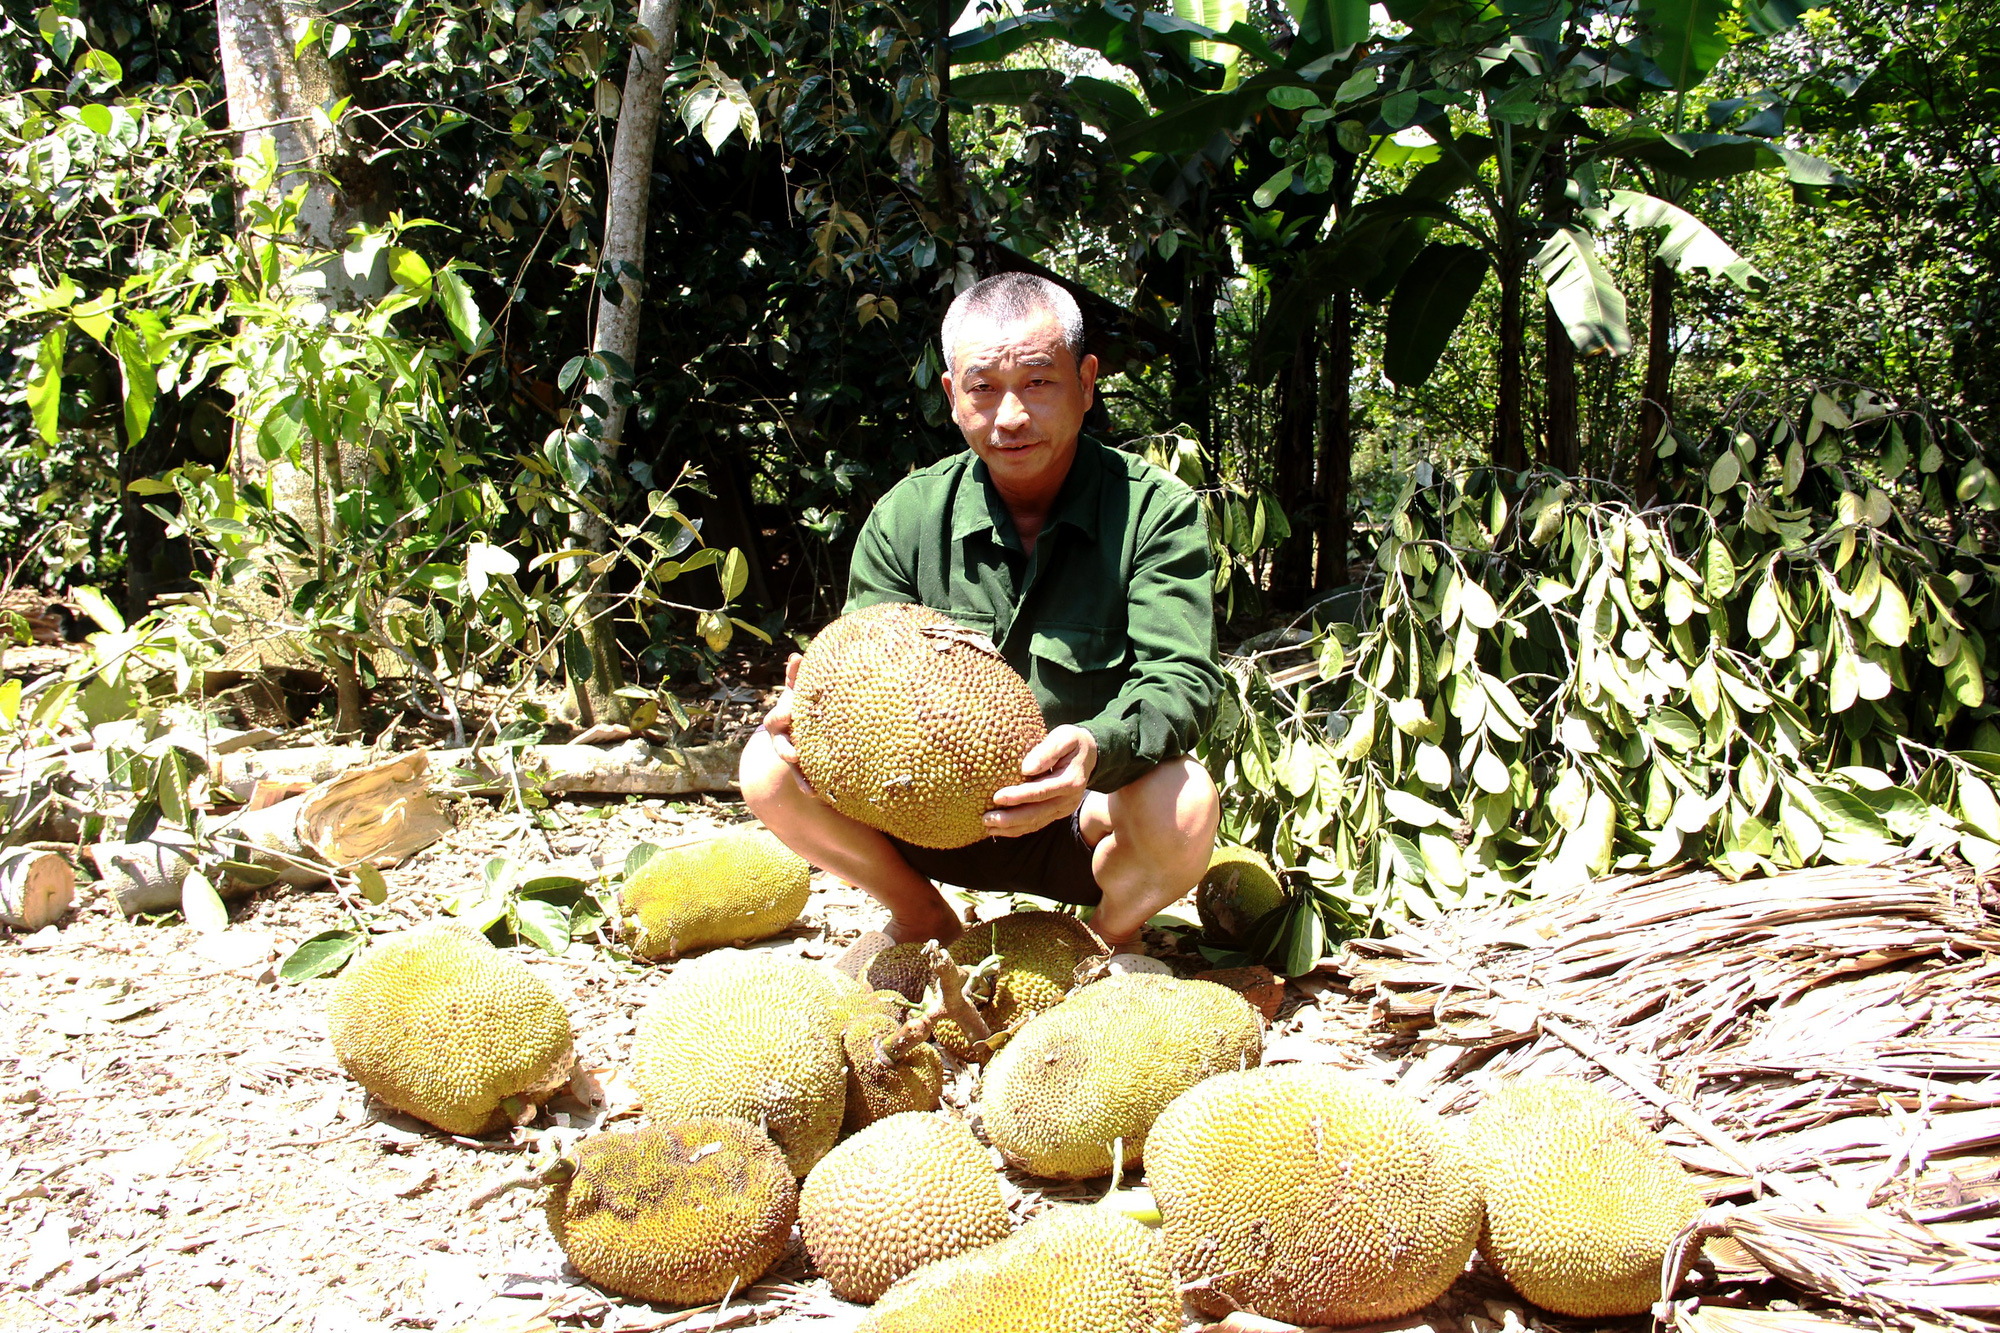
[{"x1": 884, "y1": 904, "x2": 964, "y2": 949}]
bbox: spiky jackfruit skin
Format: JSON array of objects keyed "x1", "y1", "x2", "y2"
[
  {"x1": 858, "y1": 1205, "x2": 1178, "y2": 1333},
  {"x1": 1149, "y1": 1065, "x2": 1480, "y2": 1325},
  {"x1": 799, "y1": 1112, "x2": 1011, "y2": 1303},
  {"x1": 619, "y1": 828, "x2": 811, "y2": 959},
  {"x1": 548, "y1": 1119, "x2": 796, "y2": 1305},
  {"x1": 934, "y1": 911, "x2": 1107, "y2": 1061},
  {"x1": 841, "y1": 1014, "x2": 944, "y2": 1133},
  {"x1": 1468, "y1": 1077, "x2": 1706, "y2": 1317},
  {"x1": 630, "y1": 952, "x2": 848, "y2": 1176},
  {"x1": 1195, "y1": 844, "x2": 1286, "y2": 947},
  {"x1": 981, "y1": 973, "x2": 1263, "y2": 1179},
  {"x1": 325, "y1": 923, "x2": 574, "y2": 1135},
  {"x1": 863, "y1": 941, "x2": 931, "y2": 1003},
  {"x1": 791, "y1": 602, "x2": 1047, "y2": 849}
]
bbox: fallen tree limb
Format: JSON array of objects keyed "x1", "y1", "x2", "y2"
[{"x1": 212, "y1": 737, "x2": 746, "y2": 800}]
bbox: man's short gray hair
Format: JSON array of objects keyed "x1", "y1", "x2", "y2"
[{"x1": 940, "y1": 272, "x2": 1086, "y2": 374}]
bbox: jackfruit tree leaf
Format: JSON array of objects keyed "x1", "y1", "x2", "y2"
[
  {"x1": 279, "y1": 929, "x2": 365, "y2": 982},
  {"x1": 182, "y1": 871, "x2": 229, "y2": 934},
  {"x1": 511, "y1": 896, "x2": 571, "y2": 956},
  {"x1": 356, "y1": 864, "x2": 388, "y2": 905}
]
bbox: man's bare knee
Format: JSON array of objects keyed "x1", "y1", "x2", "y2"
[{"x1": 737, "y1": 730, "x2": 791, "y2": 820}]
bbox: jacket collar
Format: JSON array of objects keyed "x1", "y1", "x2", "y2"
[{"x1": 951, "y1": 436, "x2": 1105, "y2": 547}]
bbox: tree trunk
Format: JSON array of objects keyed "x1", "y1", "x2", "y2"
[
  {"x1": 1541, "y1": 149, "x2": 1579, "y2": 473},
  {"x1": 1170, "y1": 266, "x2": 1219, "y2": 450},
  {"x1": 1270, "y1": 322, "x2": 1319, "y2": 609},
  {"x1": 567, "y1": 0, "x2": 685, "y2": 726},
  {"x1": 933, "y1": 0, "x2": 959, "y2": 224},
  {"x1": 215, "y1": 0, "x2": 386, "y2": 736},
  {"x1": 1316, "y1": 289, "x2": 1353, "y2": 589},
  {"x1": 1633, "y1": 256, "x2": 1676, "y2": 501},
  {"x1": 1495, "y1": 249, "x2": 1528, "y2": 471}
]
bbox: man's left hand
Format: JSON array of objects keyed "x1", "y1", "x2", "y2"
[{"x1": 985, "y1": 725, "x2": 1097, "y2": 838}]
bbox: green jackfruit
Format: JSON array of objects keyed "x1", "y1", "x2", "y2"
[
  {"x1": 981, "y1": 972, "x2": 1264, "y2": 1179},
  {"x1": 841, "y1": 1012, "x2": 943, "y2": 1132},
  {"x1": 326, "y1": 922, "x2": 574, "y2": 1135},
  {"x1": 1195, "y1": 844, "x2": 1286, "y2": 947},
  {"x1": 620, "y1": 827, "x2": 810, "y2": 959},
  {"x1": 935, "y1": 910, "x2": 1106, "y2": 1061},
  {"x1": 858, "y1": 1205, "x2": 1178, "y2": 1333},
  {"x1": 1149, "y1": 1064, "x2": 1480, "y2": 1324},
  {"x1": 630, "y1": 951, "x2": 848, "y2": 1175},
  {"x1": 548, "y1": 1118, "x2": 795, "y2": 1305},
  {"x1": 799, "y1": 1111, "x2": 1011, "y2": 1303},
  {"x1": 791, "y1": 602, "x2": 1047, "y2": 849},
  {"x1": 1468, "y1": 1077, "x2": 1707, "y2": 1317}
]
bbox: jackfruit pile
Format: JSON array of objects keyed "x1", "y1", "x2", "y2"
[
  {"x1": 620, "y1": 827, "x2": 811, "y2": 958},
  {"x1": 933, "y1": 909, "x2": 1106, "y2": 1059},
  {"x1": 1148, "y1": 1064, "x2": 1482, "y2": 1325},
  {"x1": 980, "y1": 972, "x2": 1263, "y2": 1179},
  {"x1": 548, "y1": 1119, "x2": 796, "y2": 1305},
  {"x1": 325, "y1": 922, "x2": 575, "y2": 1135},
  {"x1": 799, "y1": 1111, "x2": 1011, "y2": 1302},
  {"x1": 857, "y1": 1205, "x2": 1179, "y2": 1333},
  {"x1": 1195, "y1": 843, "x2": 1286, "y2": 946},
  {"x1": 789, "y1": 601, "x2": 1047, "y2": 849},
  {"x1": 1468, "y1": 1076, "x2": 1708, "y2": 1317}
]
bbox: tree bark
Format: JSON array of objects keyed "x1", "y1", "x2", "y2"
[
  {"x1": 1169, "y1": 266, "x2": 1219, "y2": 450},
  {"x1": 1633, "y1": 256, "x2": 1676, "y2": 500},
  {"x1": 1316, "y1": 289, "x2": 1353, "y2": 588},
  {"x1": 1495, "y1": 247, "x2": 1528, "y2": 471},
  {"x1": 1271, "y1": 322, "x2": 1319, "y2": 609},
  {"x1": 215, "y1": 0, "x2": 386, "y2": 736},
  {"x1": 567, "y1": 0, "x2": 685, "y2": 726}
]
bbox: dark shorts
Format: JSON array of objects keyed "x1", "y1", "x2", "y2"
[{"x1": 886, "y1": 811, "x2": 1103, "y2": 907}]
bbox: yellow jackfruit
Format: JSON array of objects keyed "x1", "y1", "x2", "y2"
[
  {"x1": 326, "y1": 922, "x2": 574, "y2": 1135},
  {"x1": 548, "y1": 1118, "x2": 795, "y2": 1306},
  {"x1": 980, "y1": 972, "x2": 1263, "y2": 1179},
  {"x1": 630, "y1": 951, "x2": 848, "y2": 1175},
  {"x1": 935, "y1": 910, "x2": 1106, "y2": 1060},
  {"x1": 1468, "y1": 1077, "x2": 1707, "y2": 1317},
  {"x1": 1149, "y1": 1064, "x2": 1480, "y2": 1324},
  {"x1": 799, "y1": 1111, "x2": 1012, "y2": 1303},
  {"x1": 620, "y1": 827, "x2": 810, "y2": 959},
  {"x1": 858, "y1": 1205, "x2": 1178, "y2": 1333},
  {"x1": 1195, "y1": 844, "x2": 1286, "y2": 946},
  {"x1": 841, "y1": 1012, "x2": 943, "y2": 1132},
  {"x1": 791, "y1": 601, "x2": 1047, "y2": 849}
]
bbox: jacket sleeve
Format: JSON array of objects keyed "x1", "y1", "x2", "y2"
[
  {"x1": 842, "y1": 497, "x2": 919, "y2": 613},
  {"x1": 1080, "y1": 485, "x2": 1222, "y2": 791}
]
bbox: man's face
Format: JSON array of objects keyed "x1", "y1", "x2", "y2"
[{"x1": 942, "y1": 309, "x2": 1099, "y2": 499}]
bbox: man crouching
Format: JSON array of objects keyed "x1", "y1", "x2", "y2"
[{"x1": 738, "y1": 273, "x2": 1222, "y2": 954}]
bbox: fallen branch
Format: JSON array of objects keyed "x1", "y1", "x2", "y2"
[{"x1": 212, "y1": 736, "x2": 746, "y2": 800}]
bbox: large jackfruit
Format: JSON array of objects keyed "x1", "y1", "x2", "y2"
[
  {"x1": 620, "y1": 827, "x2": 811, "y2": 959},
  {"x1": 791, "y1": 602, "x2": 1047, "y2": 849},
  {"x1": 1195, "y1": 844, "x2": 1286, "y2": 947},
  {"x1": 862, "y1": 940, "x2": 932, "y2": 1003},
  {"x1": 326, "y1": 922, "x2": 574, "y2": 1135},
  {"x1": 981, "y1": 972, "x2": 1264, "y2": 1179},
  {"x1": 630, "y1": 951, "x2": 849, "y2": 1175},
  {"x1": 858, "y1": 1205, "x2": 1179, "y2": 1333},
  {"x1": 1149, "y1": 1064, "x2": 1480, "y2": 1325},
  {"x1": 934, "y1": 910, "x2": 1106, "y2": 1060},
  {"x1": 1468, "y1": 1077, "x2": 1707, "y2": 1317},
  {"x1": 548, "y1": 1118, "x2": 796, "y2": 1305},
  {"x1": 799, "y1": 1111, "x2": 1012, "y2": 1303},
  {"x1": 841, "y1": 1012, "x2": 943, "y2": 1132}
]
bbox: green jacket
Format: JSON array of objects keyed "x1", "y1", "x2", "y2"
[{"x1": 844, "y1": 436, "x2": 1222, "y2": 792}]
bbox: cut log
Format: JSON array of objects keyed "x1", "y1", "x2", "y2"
[
  {"x1": 0, "y1": 848, "x2": 76, "y2": 930},
  {"x1": 87, "y1": 832, "x2": 214, "y2": 917},
  {"x1": 212, "y1": 737, "x2": 746, "y2": 800}
]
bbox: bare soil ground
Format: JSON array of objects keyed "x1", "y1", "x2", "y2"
[{"x1": 1, "y1": 789, "x2": 1430, "y2": 1333}]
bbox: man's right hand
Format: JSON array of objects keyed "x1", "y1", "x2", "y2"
[{"x1": 762, "y1": 653, "x2": 810, "y2": 783}]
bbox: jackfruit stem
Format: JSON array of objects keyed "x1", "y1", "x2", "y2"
[
  {"x1": 922, "y1": 942, "x2": 993, "y2": 1044},
  {"x1": 465, "y1": 1157, "x2": 574, "y2": 1211},
  {"x1": 876, "y1": 1009, "x2": 936, "y2": 1069}
]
